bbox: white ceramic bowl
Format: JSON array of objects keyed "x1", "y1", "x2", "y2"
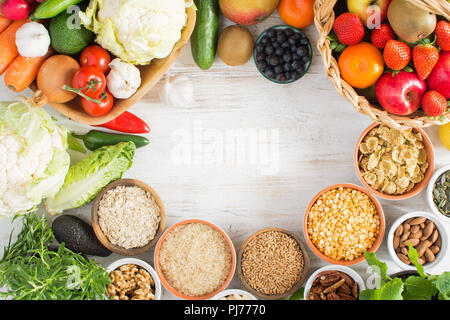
[
  {"x1": 426, "y1": 164, "x2": 450, "y2": 225},
  {"x1": 387, "y1": 211, "x2": 448, "y2": 272},
  {"x1": 106, "y1": 258, "x2": 162, "y2": 300},
  {"x1": 211, "y1": 289, "x2": 258, "y2": 300},
  {"x1": 303, "y1": 265, "x2": 365, "y2": 300}
]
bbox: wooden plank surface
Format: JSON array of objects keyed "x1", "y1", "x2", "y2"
[{"x1": 0, "y1": 13, "x2": 449, "y2": 300}]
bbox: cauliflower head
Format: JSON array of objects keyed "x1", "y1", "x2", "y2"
[
  {"x1": 81, "y1": 0, "x2": 190, "y2": 65},
  {"x1": 0, "y1": 97, "x2": 70, "y2": 217}
]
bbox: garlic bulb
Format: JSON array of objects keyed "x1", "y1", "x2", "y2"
[
  {"x1": 106, "y1": 58, "x2": 141, "y2": 99},
  {"x1": 15, "y1": 22, "x2": 51, "y2": 58}
]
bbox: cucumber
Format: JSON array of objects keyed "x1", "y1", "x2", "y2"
[
  {"x1": 191, "y1": 0, "x2": 220, "y2": 70},
  {"x1": 31, "y1": 0, "x2": 85, "y2": 20}
]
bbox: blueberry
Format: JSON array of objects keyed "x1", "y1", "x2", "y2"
[
  {"x1": 292, "y1": 60, "x2": 302, "y2": 69},
  {"x1": 296, "y1": 64, "x2": 305, "y2": 74},
  {"x1": 281, "y1": 41, "x2": 290, "y2": 49},
  {"x1": 292, "y1": 53, "x2": 300, "y2": 61},
  {"x1": 269, "y1": 56, "x2": 279, "y2": 66},
  {"x1": 266, "y1": 29, "x2": 276, "y2": 38},
  {"x1": 255, "y1": 43, "x2": 264, "y2": 53},
  {"x1": 302, "y1": 56, "x2": 311, "y2": 64},
  {"x1": 290, "y1": 46, "x2": 298, "y2": 53},
  {"x1": 296, "y1": 46, "x2": 308, "y2": 56},
  {"x1": 272, "y1": 41, "x2": 280, "y2": 48},
  {"x1": 293, "y1": 33, "x2": 301, "y2": 40},
  {"x1": 284, "y1": 72, "x2": 291, "y2": 80},
  {"x1": 282, "y1": 53, "x2": 292, "y2": 63},
  {"x1": 265, "y1": 46, "x2": 274, "y2": 55},
  {"x1": 261, "y1": 35, "x2": 270, "y2": 44},
  {"x1": 283, "y1": 63, "x2": 292, "y2": 71},
  {"x1": 265, "y1": 69, "x2": 275, "y2": 79},
  {"x1": 292, "y1": 71, "x2": 301, "y2": 80},
  {"x1": 258, "y1": 61, "x2": 267, "y2": 70},
  {"x1": 256, "y1": 53, "x2": 266, "y2": 62},
  {"x1": 288, "y1": 36, "x2": 297, "y2": 45},
  {"x1": 275, "y1": 48, "x2": 284, "y2": 56},
  {"x1": 300, "y1": 38, "x2": 309, "y2": 45},
  {"x1": 274, "y1": 65, "x2": 283, "y2": 74},
  {"x1": 285, "y1": 28, "x2": 294, "y2": 36}
]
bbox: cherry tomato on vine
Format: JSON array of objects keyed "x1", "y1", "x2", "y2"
[
  {"x1": 80, "y1": 45, "x2": 111, "y2": 74},
  {"x1": 81, "y1": 90, "x2": 114, "y2": 117},
  {"x1": 72, "y1": 66, "x2": 106, "y2": 99}
]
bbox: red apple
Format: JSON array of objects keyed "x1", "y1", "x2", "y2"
[
  {"x1": 347, "y1": 0, "x2": 392, "y2": 28},
  {"x1": 219, "y1": 0, "x2": 280, "y2": 25},
  {"x1": 375, "y1": 71, "x2": 427, "y2": 115},
  {"x1": 427, "y1": 51, "x2": 450, "y2": 99}
]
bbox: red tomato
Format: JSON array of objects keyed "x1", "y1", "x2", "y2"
[
  {"x1": 80, "y1": 45, "x2": 111, "y2": 74},
  {"x1": 81, "y1": 90, "x2": 113, "y2": 117},
  {"x1": 72, "y1": 66, "x2": 106, "y2": 98}
]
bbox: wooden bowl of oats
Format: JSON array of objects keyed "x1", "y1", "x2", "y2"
[
  {"x1": 354, "y1": 123, "x2": 435, "y2": 200},
  {"x1": 92, "y1": 179, "x2": 166, "y2": 256}
]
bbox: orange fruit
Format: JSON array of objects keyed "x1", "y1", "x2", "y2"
[
  {"x1": 278, "y1": 0, "x2": 314, "y2": 29},
  {"x1": 338, "y1": 42, "x2": 384, "y2": 89}
]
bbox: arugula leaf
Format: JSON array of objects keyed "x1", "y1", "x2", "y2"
[
  {"x1": 403, "y1": 276, "x2": 437, "y2": 300},
  {"x1": 379, "y1": 278, "x2": 404, "y2": 300},
  {"x1": 407, "y1": 244, "x2": 427, "y2": 278},
  {"x1": 364, "y1": 250, "x2": 390, "y2": 282},
  {"x1": 289, "y1": 287, "x2": 304, "y2": 300}
]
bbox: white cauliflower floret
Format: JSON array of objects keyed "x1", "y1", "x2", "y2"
[
  {"x1": 0, "y1": 98, "x2": 70, "y2": 217},
  {"x1": 81, "y1": 0, "x2": 189, "y2": 65}
]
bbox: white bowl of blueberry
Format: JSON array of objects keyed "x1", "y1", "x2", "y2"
[{"x1": 253, "y1": 25, "x2": 312, "y2": 84}]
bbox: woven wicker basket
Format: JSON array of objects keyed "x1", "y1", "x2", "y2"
[{"x1": 314, "y1": 0, "x2": 450, "y2": 129}]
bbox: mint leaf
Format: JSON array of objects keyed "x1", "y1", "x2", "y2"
[
  {"x1": 289, "y1": 287, "x2": 304, "y2": 300},
  {"x1": 433, "y1": 272, "x2": 450, "y2": 300},
  {"x1": 407, "y1": 244, "x2": 427, "y2": 278},
  {"x1": 379, "y1": 278, "x2": 404, "y2": 300},
  {"x1": 403, "y1": 276, "x2": 437, "y2": 300},
  {"x1": 364, "y1": 250, "x2": 390, "y2": 282}
]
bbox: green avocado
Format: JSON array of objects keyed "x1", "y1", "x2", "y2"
[
  {"x1": 52, "y1": 215, "x2": 111, "y2": 257},
  {"x1": 49, "y1": 11, "x2": 94, "y2": 55}
]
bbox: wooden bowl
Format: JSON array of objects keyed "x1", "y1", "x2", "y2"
[
  {"x1": 303, "y1": 183, "x2": 385, "y2": 266},
  {"x1": 237, "y1": 228, "x2": 310, "y2": 300},
  {"x1": 31, "y1": 7, "x2": 196, "y2": 125},
  {"x1": 91, "y1": 178, "x2": 166, "y2": 256},
  {"x1": 154, "y1": 219, "x2": 237, "y2": 300},
  {"x1": 354, "y1": 123, "x2": 435, "y2": 200}
]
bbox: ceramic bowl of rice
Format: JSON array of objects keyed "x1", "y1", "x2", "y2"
[{"x1": 154, "y1": 219, "x2": 236, "y2": 300}]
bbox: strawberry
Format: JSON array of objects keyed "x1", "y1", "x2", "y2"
[
  {"x1": 371, "y1": 24, "x2": 395, "y2": 49},
  {"x1": 422, "y1": 90, "x2": 448, "y2": 117},
  {"x1": 435, "y1": 20, "x2": 450, "y2": 52},
  {"x1": 333, "y1": 13, "x2": 365, "y2": 46},
  {"x1": 413, "y1": 43, "x2": 439, "y2": 80},
  {"x1": 383, "y1": 40, "x2": 411, "y2": 70}
]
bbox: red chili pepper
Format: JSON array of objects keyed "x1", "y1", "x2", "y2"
[{"x1": 93, "y1": 111, "x2": 150, "y2": 134}]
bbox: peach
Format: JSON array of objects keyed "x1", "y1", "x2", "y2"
[{"x1": 219, "y1": 0, "x2": 280, "y2": 25}]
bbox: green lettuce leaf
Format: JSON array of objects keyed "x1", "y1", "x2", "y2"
[{"x1": 45, "y1": 142, "x2": 135, "y2": 214}]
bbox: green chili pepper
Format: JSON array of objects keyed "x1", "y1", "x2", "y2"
[
  {"x1": 31, "y1": 0, "x2": 85, "y2": 20},
  {"x1": 73, "y1": 130, "x2": 149, "y2": 151}
]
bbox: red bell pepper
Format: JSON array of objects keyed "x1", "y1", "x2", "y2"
[{"x1": 94, "y1": 111, "x2": 150, "y2": 134}]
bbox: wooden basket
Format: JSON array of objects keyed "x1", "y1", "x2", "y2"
[
  {"x1": 32, "y1": 7, "x2": 196, "y2": 125},
  {"x1": 314, "y1": 0, "x2": 450, "y2": 130}
]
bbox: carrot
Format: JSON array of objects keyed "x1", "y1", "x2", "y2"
[
  {"x1": 0, "y1": 16, "x2": 11, "y2": 34},
  {"x1": 0, "y1": 19, "x2": 28, "y2": 76},
  {"x1": 4, "y1": 48, "x2": 53, "y2": 92}
]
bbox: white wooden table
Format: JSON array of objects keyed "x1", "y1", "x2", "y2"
[{"x1": 1, "y1": 14, "x2": 449, "y2": 300}]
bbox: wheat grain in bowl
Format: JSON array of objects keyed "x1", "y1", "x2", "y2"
[
  {"x1": 155, "y1": 221, "x2": 235, "y2": 299},
  {"x1": 98, "y1": 185, "x2": 161, "y2": 249}
]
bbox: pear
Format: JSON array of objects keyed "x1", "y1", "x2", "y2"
[{"x1": 387, "y1": 0, "x2": 436, "y2": 43}]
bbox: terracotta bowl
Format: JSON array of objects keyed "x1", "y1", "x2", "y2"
[
  {"x1": 30, "y1": 7, "x2": 196, "y2": 125},
  {"x1": 237, "y1": 228, "x2": 310, "y2": 300},
  {"x1": 153, "y1": 219, "x2": 237, "y2": 300},
  {"x1": 303, "y1": 183, "x2": 385, "y2": 266},
  {"x1": 91, "y1": 179, "x2": 166, "y2": 256},
  {"x1": 354, "y1": 123, "x2": 435, "y2": 200}
]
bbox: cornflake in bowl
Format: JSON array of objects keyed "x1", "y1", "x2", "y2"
[{"x1": 355, "y1": 123, "x2": 434, "y2": 200}]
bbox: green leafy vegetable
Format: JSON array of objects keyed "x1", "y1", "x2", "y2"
[
  {"x1": 67, "y1": 132, "x2": 87, "y2": 154},
  {"x1": 45, "y1": 141, "x2": 136, "y2": 214},
  {"x1": 360, "y1": 249, "x2": 449, "y2": 300},
  {"x1": 0, "y1": 212, "x2": 110, "y2": 300}
]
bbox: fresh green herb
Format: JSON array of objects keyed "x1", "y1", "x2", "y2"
[
  {"x1": 289, "y1": 287, "x2": 305, "y2": 300},
  {"x1": 360, "y1": 247, "x2": 449, "y2": 300},
  {"x1": 0, "y1": 212, "x2": 110, "y2": 300}
]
